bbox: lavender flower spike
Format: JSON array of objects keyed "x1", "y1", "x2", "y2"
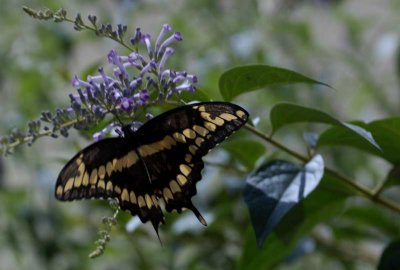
[
  {"x1": 71, "y1": 75, "x2": 92, "y2": 88},
  {"x1": 136, "y1": 89, "x2": 150, "y2": 106},
  {"x1": 187, "y1": 74, "x2": 198, "y2": 83},
  {"x1": 155, "y1": 24, "x2": 172, "y2": 57},
  {"x1": 139, "y1": 60, "x2": 157, "y2": 77},
  {"x1": 93, "y1": 123, "x2": 116, "y2": 141},
  {"x1": 120, "y1": 97, "x2": 134, "y2": 112},
  {"x1": 129, "y1": 77, "x2": 142, "y2": 90},
  {"x1": 107, "y1": 50, "x2": 129, "y2": 80},
  {"x1": 172, "y1": 73, "x2": 187, "y2": 84},
  {"x1": 158, "y1": 32, "x2": 182, "y2": 55},
  {"x1": 98, "y1": 67, "x2": 110, "y2": 84},
  {"x1": 130, "y1": 27, "x2": 142, "y2": 46},
  {"x1": 142, "y1": 33, "x2": 153, "y2": 59},
  {"x1": 175, "y1": 81, "x2": 196, "y2": 93},
  {"x1": 158, "y1": 47, "x2": 174, "y2": 74}
]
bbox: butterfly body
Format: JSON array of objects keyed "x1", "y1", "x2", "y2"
[{"x1": 55, "y1": 102, "x2": 249, "y2": 233}]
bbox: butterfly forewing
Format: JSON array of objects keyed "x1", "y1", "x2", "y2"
[{"x1": 55, "y1": 102, "x2": 248, "y2": 232}]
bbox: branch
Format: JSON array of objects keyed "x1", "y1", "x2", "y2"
[
  {"x1": 22, "y1": 6, "x2": 134, "y2": 51},
  {"x1": 244, "y1": 123, "x2": 400, "y2": 215}
]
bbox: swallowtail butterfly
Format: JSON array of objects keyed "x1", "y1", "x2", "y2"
[{"x1": 55, "y1": 102, "x2": 249, "y2": 234}]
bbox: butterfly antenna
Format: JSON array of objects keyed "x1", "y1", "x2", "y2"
[
  {"x1": 111, "y1": 113, "x2": 128, "y2": 138},
  {"x1": 113, "y1": 112, "x2": 125, "y2": 127}
]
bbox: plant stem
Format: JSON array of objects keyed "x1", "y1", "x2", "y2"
[
  {"x1": 244, "y1": 124, "x2": 400, "y2": 214},
  {"x1": 5, "y1": 119, "x2": 81, "y2": 151},
  {"x1": 61, "y1": 18, "x2": 133, "y2": 52}
]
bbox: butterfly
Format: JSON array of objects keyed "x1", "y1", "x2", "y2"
[{"x1": 55, "y1": 102, "x2": 249, "y2": 235}]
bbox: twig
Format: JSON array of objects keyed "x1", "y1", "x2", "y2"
[{"x1": 244, "y1": 123, "x2": 400, "y2": 214}]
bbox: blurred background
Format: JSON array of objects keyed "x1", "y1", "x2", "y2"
[{"x1": 0, "y1": 0, "x2": 400, "y2": 269}]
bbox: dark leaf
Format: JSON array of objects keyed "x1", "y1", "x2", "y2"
[
  {"x1": 378, "y1": 240, "x2": 400, "y2": 270},
  {"x1": 244, "y1": 155, "x2": 324, "y2": 247},
  {"x1": 239, "y1": 173, "x2": 356, "y2": 269}
]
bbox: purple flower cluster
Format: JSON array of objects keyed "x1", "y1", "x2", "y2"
[{"x1": 62, "y1": 24, "x2": 197, "y2": 140}]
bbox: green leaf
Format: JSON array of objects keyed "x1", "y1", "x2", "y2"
[
  {"x1": 222, "y1": 139, "x2": 265, "y2": 169},
  {"x1": 378, "y1": 241, "x2": 400, "y2": 270},
  {"x1": 271, "y1": 103, "x2": 342, "y2": 131},
  {"x1": 368, "y1": 118, "x2": 400, "y2": 164},
  {"x1": 219, "y1": 65, "x2": 329, "y2": 101},
  {"x1": 244, "y1": 155, "x2": 324, "y2": 247},
  {"x1": 318, "y1": 125, "x2": 380, "y2": 155},
  {"x1": 270, "y1": 103, "x2": 381, "y2": 151},
  {"x1": 318, "y1": 117, "x2": 400, "y2": 164},
  {"x1": 238, "y1": 173, "x2": 356, "y2": 269}
]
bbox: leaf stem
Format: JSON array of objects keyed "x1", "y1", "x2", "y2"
[{"x1": 244, "y1": 123, "x2": 400, "y2": 214}]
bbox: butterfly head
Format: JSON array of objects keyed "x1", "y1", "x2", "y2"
[{"x1": 121, "y1": 124, "x2": 136, "y2": 137}]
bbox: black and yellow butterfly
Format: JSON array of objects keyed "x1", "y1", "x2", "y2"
[{"x1": 55, "y1": 102, "x2": 249, "y2": 234}]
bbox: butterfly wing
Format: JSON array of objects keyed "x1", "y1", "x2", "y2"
[
  {"x1": 55, "y1": 101, "x2": 248, "y2": 231},
  {"x1": 134, "y1": 102, "x2": 249, "y2": 224},
  {"x1": 55, "y1": 138, "x2": 164, "y2": 227}
]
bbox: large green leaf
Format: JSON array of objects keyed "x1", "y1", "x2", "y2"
[
  {"x1": 271, "y1": 103, "x2": 341, "y2": 130},
  {"x1": 318, "y1": 125, "x2": 381, "y2": 156},
  {"x1": 318, "y1": 117, "x2": 400, "y2": 164},
  {"x1": 244, "y1": 155, "x2": 324, "y2": 247},
  {"x1": 270, "y1": 103, "x2": 381, "y2": 151},
  {"x1": 238, "y1": 173, "x2": 356, "y2": 269},
  {"x1": 219, "y1": 65, "x2": 329, "y2": 101}
]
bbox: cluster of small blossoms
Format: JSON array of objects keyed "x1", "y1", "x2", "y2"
[
  {"x1": 67, "y1": 24, "x2": 197, "y2": 140},
  {"x1": 0, "y1": 23, "x2": 197, "y2": 154},
  {"x1": 69, "y1": 25, "x2": 198, "y2": 139}
]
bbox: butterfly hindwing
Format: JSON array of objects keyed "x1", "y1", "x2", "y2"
[
  {"x1": 137, "y1": 139, "x2": 206, "y2": 223},
  {"x1": 55, "y1": 138, "x2": 124, "y2": 200}
]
